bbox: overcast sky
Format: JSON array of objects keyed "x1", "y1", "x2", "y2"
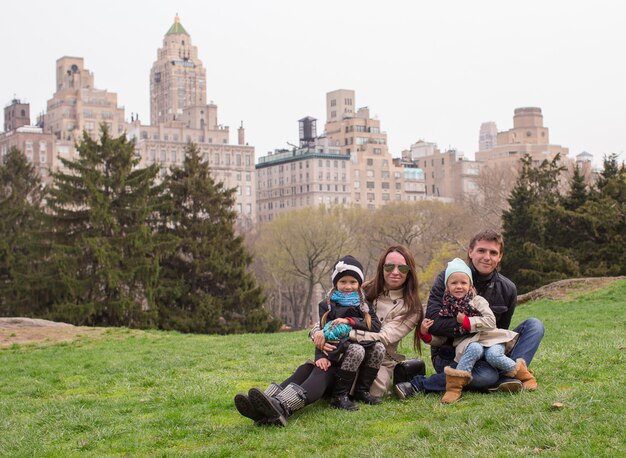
[{"x1": 3, "y1": 1, "x2": 624, "y2": 165}]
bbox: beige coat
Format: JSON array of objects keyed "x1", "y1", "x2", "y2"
[
  {"x1": 349, "y1": 288, "x2": 420, "y2": 397},
  {"x1": 430, "y1": 295, "x2": 518, "y2": 362}
]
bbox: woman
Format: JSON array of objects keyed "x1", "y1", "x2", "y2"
[
  {"x1": 234, "y1": 246, "x2": 423, "y2": 425},
  {"x1": 316, "y1": 245, "x2": 423, "y2": 398}
]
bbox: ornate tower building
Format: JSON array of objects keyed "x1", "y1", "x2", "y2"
[{"x1": 150, "y1": 15, "x2": 207, "y2": 125}]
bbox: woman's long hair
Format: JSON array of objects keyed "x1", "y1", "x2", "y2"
[{"x1": 363, "y1": 245, "x2": 423, "y2": 351}]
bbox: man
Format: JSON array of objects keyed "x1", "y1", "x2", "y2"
[{"x1": 395, "y1": 229, "x2": 544, "y2": 398}]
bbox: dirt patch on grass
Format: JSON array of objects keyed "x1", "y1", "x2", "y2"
[
  {"x1": 0, "y1": 318, "x2": 108, "y2": 348},
  {"x1": 517, "y1": 276, "x2": 626, "y2": 304}
]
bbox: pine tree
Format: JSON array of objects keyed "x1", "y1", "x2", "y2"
[
  {"x1": 45, "y1": 126, "x2": 168, "y2": 327},
  {"x1": 157, "y1": 143, "x2": 279, "y2": 334},
  {"x1": 562, "y1": 164, "x2": 589, "y2": 211},
  {"x1": 576, "y1": 154, "x2": 626, "y2": 275},
  {"x1": 501, "y1": 155, "x2": 578, "y2": 293},
  {"x1": 0, "y1": 147, "x2": 50, "y2": 316}
]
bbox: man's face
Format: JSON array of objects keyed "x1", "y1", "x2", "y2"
[{"x1": 468, "y1": 240, "x2": 503, "y2": 276}]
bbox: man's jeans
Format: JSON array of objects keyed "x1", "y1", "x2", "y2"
[{"x1": 411, "y1": 317, "x2": 545, "y2": 392}]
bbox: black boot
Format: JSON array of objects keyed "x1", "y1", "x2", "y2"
[
  {"x1": 249, "y1": 383, "x2": 307, "y2": 427},
  {"x1": 352, "y1": 366, "x2": 382, "y2": 405},
  {"x1": 394, "y1": 381, "x2": 419, "y2": 400},
  {"x1": 329, "y1": 369, "x2": 359, "y2": 411},
  {"x1": 234, "y1": 382, "x2": 282, "y2": 424}
]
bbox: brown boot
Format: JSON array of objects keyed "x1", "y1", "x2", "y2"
[
  {"x1": 506, "y1": 358, "x2": 538, "y2": 391},
  {"x1": 441, "y1": 367, "x2": 473, "y2": 404}
]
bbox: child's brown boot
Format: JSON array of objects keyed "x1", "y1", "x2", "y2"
[
  {"x1": 506, "y1": 358, "x2": 538, "y2": 391},
  {"x1": 441, "y1": 366, "x2": 473, "y2": 404}
]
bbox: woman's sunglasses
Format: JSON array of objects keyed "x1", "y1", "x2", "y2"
[{"x1": 383, "y1": 263, "x2": 410, "y2": 274}]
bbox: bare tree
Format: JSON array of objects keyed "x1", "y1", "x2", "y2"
[
  {"x1": 253, "y1": 206, "x2": 355, "y2": 328},
  {"x1": 467, "y1": 162, "x2": 518, "y2": 231}
]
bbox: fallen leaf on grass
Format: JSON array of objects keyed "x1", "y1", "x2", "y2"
[{"x1": 551, "y1": 402, "x2": 564, "y2": 409}]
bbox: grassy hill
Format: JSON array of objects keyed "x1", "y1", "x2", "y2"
[{"x1": 1, "y1": 281, "x2": 625, "y2": 457}]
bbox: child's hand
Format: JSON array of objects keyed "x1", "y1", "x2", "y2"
[
  {"x1": 420, "y1": 318, "x2": 434, "y2": 334},
  {"x1": 456, "y1": 312, "x2": 466, "y2": 324},
  {"x1": 332, "y1": 318, "x2": 349, "y2": 325},
  {"x1": 315, "y1": 358, "x2": 331, "y2": 371}
]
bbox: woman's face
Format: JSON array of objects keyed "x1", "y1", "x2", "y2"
[{"x1": 383, "y1": 251, "x2": 409, "y2": 290}]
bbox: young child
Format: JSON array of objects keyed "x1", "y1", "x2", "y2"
[
  {"x1": 317, "y1": 255, "x2": 385, "y2": 411},
  {"x1": 419, "y1": 258, "x2": 538, "y2": 403},
  {"x1": 236, "y1": 255, "x2": 384, "y2": 426}
]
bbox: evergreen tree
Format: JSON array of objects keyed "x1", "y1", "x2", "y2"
[
  {"x1": 0, "y1": 147, "x2": 50, "y2": 316},
  {"x1": 157, "y1": 143, "x2": 279, "y2": 334},
  {"x1": 575, "y1": 154, "x2": 626, "y2": 275},
  {"x1": 562, "y1": 164, "x2": 589, "y2": 211},
  {"x1": 45, "y1": 126, "x2": 168, "y2": 327},
  {"x1": 501, "y1": 155, "x2": 578, "y2": 293}
]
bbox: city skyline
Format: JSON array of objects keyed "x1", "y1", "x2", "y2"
[{"x1": 2, "y1": 1, "x2": 624, "y2": 166}]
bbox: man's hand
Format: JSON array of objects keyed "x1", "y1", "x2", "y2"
[
  {"x1": 313, "y1": 330, "x2": 337, "y2": 354},
  {"x1": 315, "y1": 358, "x2": 331, "y2": 371}
]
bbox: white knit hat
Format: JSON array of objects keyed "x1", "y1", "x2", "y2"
[{"x1": 444, "y1": 258, "x2": 473, "y2": 286}]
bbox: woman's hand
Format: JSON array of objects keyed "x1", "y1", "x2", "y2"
[
  {"x1": 315, "y1": 358, "x2": 331, "y2": 371},
  {"x1": 313, "y1": 330, "x2": 337, "y2": 354},
  {"x1": 420, "y1": 318, "x2": 434, "y2": 335},
  {"x1": 456, "y1": 312, "x2": 466, "y2": 324},
  {"x1": 331, "y1": 318, "x2": 349, "y2": 325}
]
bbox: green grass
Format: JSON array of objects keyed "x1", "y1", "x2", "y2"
[{"x1": 1, "y1": 281, "x2": 625, "y2": 457}]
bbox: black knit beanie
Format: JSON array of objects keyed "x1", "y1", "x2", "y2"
[{"x1": 331, "y1": 255, "x2": 364, "y2": 287}]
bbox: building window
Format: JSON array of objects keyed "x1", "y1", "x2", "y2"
[
  {"x1": 367, "y1": 158, "x2": 373, "y2": 166},
  {"x1": 366, "y1": 181, "x2": 375, "y2": 189}
]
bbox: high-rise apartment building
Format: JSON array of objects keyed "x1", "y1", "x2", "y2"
[
  {"x1": 149, "y1": 15, "x2": 207, "y2": 126},
  {"x1": 402, "y1": 140, "x2": 481, "y2": 202},
  {"x1": 43, "y1": 56, "x2": 127, "y2": 173},
  {"x1": 324, "y1": 90, "x2": 423, "y2": 209},
  {"x1": 256, "y1": 90, "x2": 426, "y2": 221},
  {"x1": 3, "y1": 99, "x2": 30, "y2": 132},
  {"x1": 479, "y1": 121, "x2": 497, "y2": 152},
  {"x1": 476, "y1": 107, "x2": 569, "y2": 165},
  {"x1": 256, "y1": 133, "x2": 350, "y2": 222},
  {"x1": 131, "y1": 16, "x2": 256, "y2": 231},
  {"x1": 45, "y1": 57, "x2": 126, "y2": 144},
  {"x1": 1, "y1": 99, "x2": 54, "y2": 180}
]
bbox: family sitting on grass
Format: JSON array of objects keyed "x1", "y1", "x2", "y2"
[{"x1": 235, "y1": 229, "x2": 544, "y2": 426}]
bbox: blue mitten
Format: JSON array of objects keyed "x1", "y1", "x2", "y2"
[{"x1": 323, "y1": 321, "x2": 352, "y2": 341}]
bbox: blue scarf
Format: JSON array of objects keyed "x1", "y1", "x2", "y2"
[{"x1": 330, "y1": 290, "x2": 361, "y2": 307}]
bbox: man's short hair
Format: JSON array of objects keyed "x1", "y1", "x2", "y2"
[{"x1": 469, "y1": 229, "x2": 504, "y2": 254}]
